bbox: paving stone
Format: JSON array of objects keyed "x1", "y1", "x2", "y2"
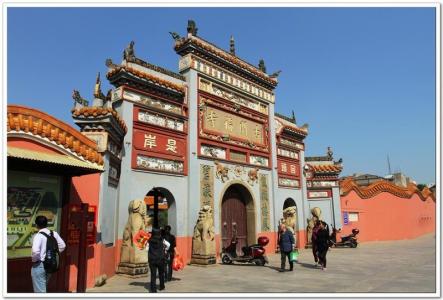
[{"x1": 87, "y1": 233, "x2": 436, "y2": 294}]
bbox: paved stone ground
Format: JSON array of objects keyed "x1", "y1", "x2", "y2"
[{"x1": 88, "y1": 233, "x2": 436, "y2": 294}]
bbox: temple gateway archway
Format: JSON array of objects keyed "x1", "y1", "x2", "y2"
[{"x1": 221, "y1": 183, "x2": 256, "y2": 255}]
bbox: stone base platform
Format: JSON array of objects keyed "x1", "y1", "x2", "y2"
[{"x1": 117, "y1": 262, "x2": 149, "y2": 276}]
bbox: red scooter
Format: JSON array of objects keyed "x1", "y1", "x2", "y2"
[{"x1": 221, "y1": 236, "x2": 269, "y2": 266}]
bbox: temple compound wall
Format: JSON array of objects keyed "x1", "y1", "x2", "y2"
[{"x1": 339, "y1": 178, "x2": 435, "y2": 242}]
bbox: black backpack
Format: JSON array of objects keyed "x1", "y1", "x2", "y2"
[{"x1": 40, "y1": 231, "x2": 60, "y2": 273}]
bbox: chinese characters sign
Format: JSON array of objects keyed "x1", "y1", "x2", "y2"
[
  {"x1": 200, "y1": 164, "x2": 214, "y2": 209},
  {"x1": 203, "y1": 106, "x2": 264, "y2": 145},
  {"x1": 133, "y1": 129, "x2": 186, "y2": 158},
  {"x1": 308, "y1": 191, "x2": 331, "y2": 198},
  {"x1": 278, "y1": 160, "x2": 300, "y2": 177},
  {"x1": 259, "y1": 174, "x2": 270, "y2": 232}
]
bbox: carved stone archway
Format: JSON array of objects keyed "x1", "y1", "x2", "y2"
[{"x1": 220, "y1": 181, "x2": 256, "y2": 253}]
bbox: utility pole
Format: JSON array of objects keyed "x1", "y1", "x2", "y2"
[{"x1": 153, "y1": 187, "x2": 159, "y2": 229}]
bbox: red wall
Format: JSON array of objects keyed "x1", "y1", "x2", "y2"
[
  {"x1": 340, "y1": 190, "x2": 435, "y2": 242},
  {"x1": 68, "y1": 174, "x2": 101, "y2": 291},
  {"x1": 297, "y1": 230, "x2": 307, "y2": 249}
]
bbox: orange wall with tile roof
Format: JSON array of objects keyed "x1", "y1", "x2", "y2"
[
  {"x1": 68, "y1": 174, "x2": 101, "y2": 291},
  {"x1": 8, "y1": 138, "x2": 65, "y2": 155},
  {"x1": 340, "y1": 190, "x2": 435, "y2": 242},
  {"x1": 7, "y1": 135, "x2": 104, "y2": 292}
]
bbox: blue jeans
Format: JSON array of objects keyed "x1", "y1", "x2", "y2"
[{"x1": 31, "y1": 262, "x2": 51, "y2": 292}]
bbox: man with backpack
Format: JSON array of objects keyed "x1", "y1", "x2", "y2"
[{"x1": 31, "y1": 215, "x2": 66, "y2": 293}]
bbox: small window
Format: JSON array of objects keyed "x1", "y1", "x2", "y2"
[{"x1": 348, "y1": 212, "x2": 359, "y2": 222}]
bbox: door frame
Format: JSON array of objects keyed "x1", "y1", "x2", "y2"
[{"x1": 219, "y1": 181, "x2": 257, "y2": 250}]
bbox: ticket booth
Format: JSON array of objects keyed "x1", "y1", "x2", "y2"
[{"x1": 6, "y1": 105, "x2": 103, "y2": 292}]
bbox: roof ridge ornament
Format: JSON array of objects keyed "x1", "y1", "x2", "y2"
[
  {"x1": 93, "y1": 72, "x2": 105, "y2": 100},
  {"x1": 169, "y1": 31, "x2": 181, "y2": 41},
  {"x1": 123, "y1": 40, "x2": 135, "y2": 61},
  {"x1": 327, "y1": 146, "x2": 333, "y2": 159},
  {"x1": 270, "y1": 70, "x2": 281, "y2": 78},
  {"x1": 230, "y1": 35, "x2": 235, "y2": 56},
  {"x1": 334, "y1": 158, "x2": 343, "y2": 165},
  {"x1": 258, "y1": 59, "x2": 266, "y2": 73},
  {"x1": 187, "y1": 20, "x2": 198, "y2": 36},
  {"x1": 291, "y1": 110, "x2": 296, "y2": 124},
  {"x1": 72, "y1": 90, "x2": 89, "y2": 108}
]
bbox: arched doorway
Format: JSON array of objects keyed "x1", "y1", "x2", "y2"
[
  {"x1": 145, "y1": 187, "x2": 177, "y2": 234},
  {"x1": 221, "y1": 184, "x2": 255, "y2": 254},
  {"x1": 283, "y1": 198, "x2": 296, "y2": 210}
]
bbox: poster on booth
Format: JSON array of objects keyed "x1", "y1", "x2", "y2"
[{"x1": 67, "y1": 204, "x2": 97, "y2": 245}]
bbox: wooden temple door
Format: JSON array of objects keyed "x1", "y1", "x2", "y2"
[{"x1": 221, "y1": 187, "x2": 247, "y2": 255}]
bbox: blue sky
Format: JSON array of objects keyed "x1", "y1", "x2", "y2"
[{"x1": 7, "y1": 7, "x2": 436, "y2": 184}]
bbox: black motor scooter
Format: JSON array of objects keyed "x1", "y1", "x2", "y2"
[
  {"x1": 330, "y1": 227, "x2": 359, "y2": 248},
  {"x1": 221, "y1": 236, "x2": 269, "y2": 266}
]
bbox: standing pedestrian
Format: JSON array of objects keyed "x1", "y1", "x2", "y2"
[
  {"x1": 278, "y1": 224, "x2": 295, "y2": 272},
  {"x1": 148, "y1": 228, "x2": 169, "y2": 293},
  {"x1": 31, "y1": 215, "x2": 66, "y2": 293},
  {"x1": 163, "y1": 225, "x2": 176, "y2": 282},
  {"x1": 315, "y1": 221, "x2": 330, "y2": 271},
  {"x1": 311, "y1": 221, "x2": 320, "y2": 266}
]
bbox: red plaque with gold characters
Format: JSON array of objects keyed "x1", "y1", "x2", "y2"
[{"x1": 67, "y1": 204, "x2": 97, "y2": 245}]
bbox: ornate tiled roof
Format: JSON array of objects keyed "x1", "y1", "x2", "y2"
[
  {"x1": 71, "y1": 106, "x2": 128, "y2": 134},
  {"x1": 175, "y1": 35, "x2": 278, "y2": 88},
  {"x1": 310, "y1": 175, "x2": 340, "y2": 180},
  {"x1": 7, "y1": 105, "x2": 103, "y2": 165},
  {"x1": 107, "y1": 65, "x2": 185, "y2": 95},
  {"x1": 129, "y1": 57, "x2": 186, "y2": 81},
  {"x1": 308, "y1": 164, "x2": 343, "y2": 174},
  {"x1": 340, "y1": 178, "x2": 435, "y2": 202},
  {"x1": 275, "y1": 116, "x2": 308, "y2": 137},
  {"x1": 305, "y1": 156, "x2": 332, "y2": 162}
]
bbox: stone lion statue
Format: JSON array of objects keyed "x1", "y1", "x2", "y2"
[
  {"x1": 282, "y1": 206, "x2": 297, "y2": 234},
  {"x1": 306, "y1": 207, "x2": 322, "y2": 245},
  {"x1": 120, "y1": 199, "x2": 148, "y2": 264},
  {"x1": 193, "y1": 205, "x2": 215, "y2": 242},
  {"x1": 123, "y1": 40, "x2": 135, "y2": 61},
  {"x1": 192, "y1": 205, "x2": 216, "y2": 260},
  {"x1": 215, "y1": 161, "x2": 230, "y2": 183}
]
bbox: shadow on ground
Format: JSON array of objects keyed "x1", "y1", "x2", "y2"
[
  {"x1": 129, "y1": 281, "x2": 149, "y2": 290},
  {"x1": 296, "y1": 262, "x2": 319, "y2": 269}
]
